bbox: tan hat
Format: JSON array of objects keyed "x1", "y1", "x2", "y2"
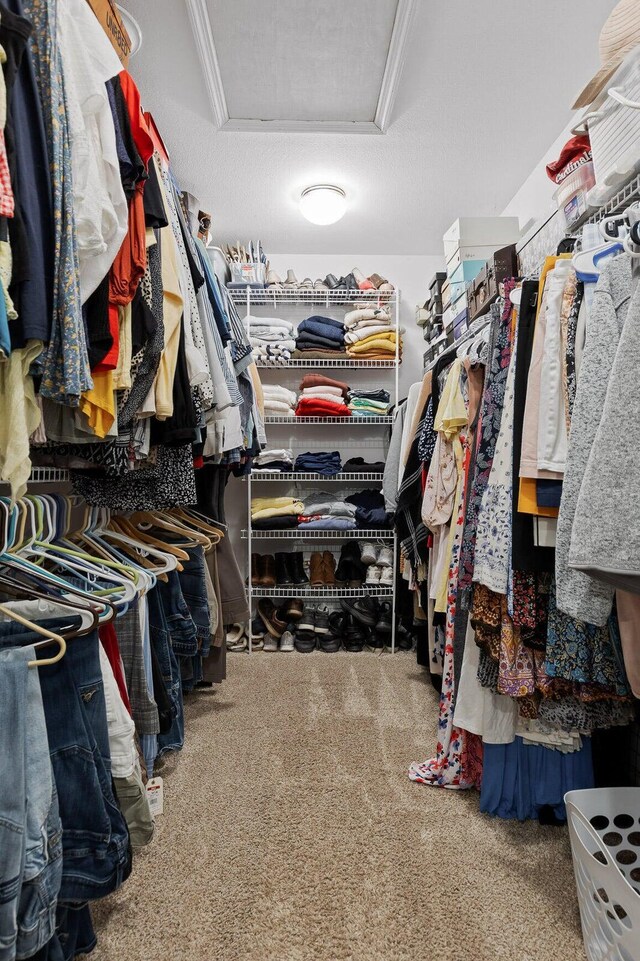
[{"x1": 573, "y1": 0, "x2": 640, "y2": 109}]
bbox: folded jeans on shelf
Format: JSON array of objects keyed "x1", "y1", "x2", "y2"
[
  {"x1": 341, "y1": 458, "x2": 386, "y2": 473},
  {"x1": 252, "y1": 515, "x2": 300, "y2": 530}
]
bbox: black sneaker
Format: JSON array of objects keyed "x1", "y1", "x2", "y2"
[
  {"x1": 366, "y1": 630, "x2": 385, "y2": 652},
  {"x1": 294, "y1": 631, "x2": 316, "y2": 653},
  {"x1": 319, "y1": 634, "x2": 341, "y2": 653},
  {"x1": 375, "y1": 602, "x2": 392, "y2": 634},
  {"x1": 298, "y1": 606, "x2": 315, "y2": 632},
  {"x1": 340, "y1": 594, "x2": 378, "y2": 627},
  {"x1": 314, "y1": 605, "x2": 330, "y2": 634},
  {"x1": 343, "y1": 613, "x2": 366, "y2": 652},
  {"x1": 395, "y1": 624, "x2": 414, "y2": 651}
]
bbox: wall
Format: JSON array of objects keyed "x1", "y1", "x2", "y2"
[
  {"x1": 501, "y1": 118, "x2": 576, "y2": 228},
  {"x1": 268, "y1": 253, "x2": 445, "y2": 393}
]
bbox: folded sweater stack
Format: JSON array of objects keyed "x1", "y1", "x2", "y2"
[
  {"x1": 251, "y1": 495, "x2": 304, "y2": 523},
  {"x1": 294, "y1": 450, "x2": 342, "y2": 475},
  {"x1": 299, "y1": 373, "x2": 349, "y2": 399},
  {"x1": 263, "y1": 384, "x2": 297, "y2": 417},
  {"x1": 296, "y1": 384, "x2": 351, "y2": 418},
  {"x1": 253, "y1": 448, "x2": 293, "y2": 473},
  {"x1": 293, "y1": 315, "x2": 346, "y2": 359},
  {"x1": 343, "y1": 305, "x2": 401, "y2": 359},
  {"x1": 347, "y1": 388, "x2": 391, "y2": 416},
  {"x1": 248, "y1": 316, "x2": 295, "y2": 365}
]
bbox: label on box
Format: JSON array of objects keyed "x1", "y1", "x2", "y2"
[{"x1": 146, "y1": 776, "x2": 164, "y2": 817}]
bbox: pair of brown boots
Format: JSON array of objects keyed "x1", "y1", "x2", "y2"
[
  {"x1": 309, "y1": 551, "x2": 336, "y2": 586},
  {"x1": 252, "y1": 553, "x2": 276, "y2": 587}
]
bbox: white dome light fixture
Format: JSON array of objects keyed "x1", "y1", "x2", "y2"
[{"x1": 300, "y1": 185, "x2": 347, "y2": 226}]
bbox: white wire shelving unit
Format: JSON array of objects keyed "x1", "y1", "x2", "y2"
[
  {"x1": 251, "y1": 586, "x2": 394, "y2": 599},
  {"x1": 242, "y1": 529, "x2": 395, "y2": 541},
  {"x1": 249, "y1": 472, "x2": 384, "y2": 483},
  {"x1": 263, "y1": 415, "x2": 393, "y2": 425},
  {"x1": 231, "y1": 287, "x2": 401, "y2": 653}
]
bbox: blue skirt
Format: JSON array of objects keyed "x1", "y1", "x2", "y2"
[{"x1": 480, "y1": 736, "x2": 594, "y2": 821}]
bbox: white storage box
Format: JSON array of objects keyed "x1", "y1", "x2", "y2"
[
  {"x1": 229, "y1": 262, "x2": 266, "y2": 286},
  {"x1": 446, "y1": 245, "x2": 504, "y2": 275},
  {"x1": 565, "y1": 787, "x2": 640, "y2": 961},
  {"x1": 443, "y1": 216, "x2": 519, "y2": 264},
  {"x1": 587, "y1": 49, "x2": 640, "y2": 190}
]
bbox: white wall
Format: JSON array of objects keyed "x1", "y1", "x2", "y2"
[
  {"x1": 501, "y1": 117, "x2": 577, "y2": 228},
  {"x1": 268, "y1": 253, "x2": 444, "y2": 393}
]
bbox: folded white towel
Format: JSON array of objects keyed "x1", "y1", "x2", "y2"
[
  {"x1": 264, "y1": 385, "x2": 298, "y2": 405},
  {"x1": 255, "y1": 448, "x2": 293, "y2": 463},
  {"x1": 264, "y1": 400, "x2": 296, "y2": 415},
  {"x1": 300, "y1": 385, "x2": 343, "y2": 398}
]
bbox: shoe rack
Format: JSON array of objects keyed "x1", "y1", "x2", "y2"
[{"x1": 231, "y1": 287, "x2": 401, "y2": 653}]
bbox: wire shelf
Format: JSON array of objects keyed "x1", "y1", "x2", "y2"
[
  {"x1": 251, "y1": 585, "x2": 393, "y2": 598},
  {"x1": 248, "y1": 472, "x2": 384, "y2": 482},
  {"x1": 27, "y1": 467, "x2": 71, "y2": 484},
  {"x1": 264, "y1": 415, "x2": 391, "y2": 425},
  {"x1": 568, "y1": 172, "x2": 640, "y2": 235},
  {"x1": 229, "y1": 287, "x2": 398, "y2": 305},
  {"x1": 256, "y1": 358, "x2": 398, "y2": 369},
  {"x1": 243, "y1": 529, "x2": 394, "y2": 540}
]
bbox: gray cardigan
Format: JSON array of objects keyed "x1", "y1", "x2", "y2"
[
  {"x1": 570, "y1": 256, "x2": 640, "y2": 596},
  {"x1": 555, "y1": 254, "x2": 632, "y2": 625}
]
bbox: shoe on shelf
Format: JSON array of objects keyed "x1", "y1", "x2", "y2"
[
  {"x1": 379, "y1": 566, "x2": 393, "y2": 586},
  {"x1": 352, "y1": 267, "x2": 375, "y2": 290},
  {"x1": 340, "y1": 594, "x2": 378, "y2": 627},
  {"x1": 322, "y1": 551, "x2": 336, "y2": 586},
  {"x1": 366, "y1": 631, "x2": 384, "y2": 652},
  {"x1": 299, "y1": 277, "x2": 314, "y2": 289},
  {"x1": 342, "y1": 613, "x2": 367, "y2": 652},
  {"x1": 259, "y1": 554, "x2": 276, "y2": 587},
  {"x1": 284, "y1": 269, "x2": 299, "y2": 288},
  {"x1": 266, "y1": 269, "x2": 282, "y2": 287},
  {"x1": 328, "y1": 610, "x2": 347, "y2": 638},
  {"x1": 257, "y1": 599, "x2": 287, "y2": 638},
  {"x1": 275, "y1": 551, "x2": 294, "y2": 587},
  {"x1": 280, "y1": 624, "x2": 296, "y2": 652},
  {"x1": 314, "y1": 605, "x2": 331, "y2": 634},
  {"x1": 288, "y1": 552, "x2": 308, "y2": 585},
  {"x1": 309, "y1": 552, "x2": 325, "y2": 587},
  {"x1": 251, "y1": 553, "x2": 261, "y2": 586},
  {"x1": 298, "y1": 605, "x2": 316, "y2": 633},
  {"x1": 280, "y1": 598, "x2": 304, "y2": 621},
  {"x1": 365, "y1": 565, "x2": 382, "y2": 585},
  {"x1": 319, "y1": 633, "x2": 341, "y2": 653},
  {"x1": 360, "y1": 542, "x2": 377, "y2": 565},
  {"x1": 375, "y1": 602, "x2": 392, "y2": 634},
  {"x1": 314, "y1": 278, "x2": 328, "y2": 290},
  {"x1": 294, "y1": 632, "x2": 316, "y2": 653},
  {"x1": 263, "y1": 633, "x2": 279, "y2": 652},
  {"x1": 368, "y1": 273, "x2": 387, "y2": 289},
  {"x1": 377, "y1": 546, "x2": 393, "y2": 568},
  {"x1": 335, "y1": 542, "x2": 362, "y2": 584},
  {"x1": 343, "y1": 273, "x2": 358, "y2": 292},
  {"x1": 226, "y1": 623, "x2": 245, "y2": 650},
  {"x1": 324, "y1": 273, "x2": 340, "y2": 289},
  {"x1": 250, "y1": 615, "x2": 265, "y2": 639}
]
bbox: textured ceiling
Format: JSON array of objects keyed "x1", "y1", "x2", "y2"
[
  {"x1": 121, "y1": 0, "x2": 616, "y2": 255},
  {"x1": 208, "y1": 0, "x2": 398, "y2": 122}
]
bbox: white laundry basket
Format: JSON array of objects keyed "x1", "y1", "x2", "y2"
[{"x1": 565, "y1": 788, "x2": 640, "y2": 961}]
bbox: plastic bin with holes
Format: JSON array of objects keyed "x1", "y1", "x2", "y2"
[{"x1": 565, "y1": 788, "x2": 640, "y2": 961}]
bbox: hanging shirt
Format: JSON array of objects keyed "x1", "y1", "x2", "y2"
[{"x1": 58, "y1": 0, "x2": 128, "y2": 303}]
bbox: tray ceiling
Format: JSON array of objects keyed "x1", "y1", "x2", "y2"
[{"x1": 185, "y1": 0, "x2": 416, "y2": 133}]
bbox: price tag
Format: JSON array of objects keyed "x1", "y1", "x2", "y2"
[{"x1": 146, "y1": 776, "x2": 164, "y2": 817}]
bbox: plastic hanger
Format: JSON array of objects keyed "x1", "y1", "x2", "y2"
[{"x1": 0, "y1": 603, "x2": 68, "y2": 667}]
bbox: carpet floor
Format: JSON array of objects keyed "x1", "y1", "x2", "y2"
[{"x1": 92, "y1": 653, "x2": 585, "y2": 961}]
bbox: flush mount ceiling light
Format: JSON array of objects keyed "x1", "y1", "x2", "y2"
[
  {"x1": 116, "y1": 4, "x2": 143, "y2": 56},
  {"x1": 300, "y1": 185, "x2": 347, "y2": 225}
]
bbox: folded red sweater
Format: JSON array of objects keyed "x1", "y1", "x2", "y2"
[{"x1": 295, "y1": 397, "x2": 351, "y2": 417}]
